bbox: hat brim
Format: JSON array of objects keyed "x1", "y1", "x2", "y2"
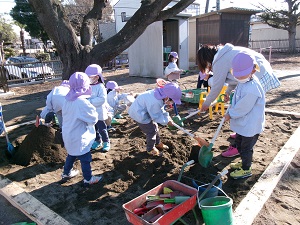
[
  {"x1": 173, "y1": 98, "x2": 182, "y2": 105},
  {"x1": 233, "y1": 66, "x2": 253, "y2": 78}
]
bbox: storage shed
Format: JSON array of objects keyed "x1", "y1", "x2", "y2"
[{"x1": 195, "y1": 7, "x2": 259, "y2": 47}]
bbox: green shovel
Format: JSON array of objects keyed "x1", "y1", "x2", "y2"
[
  {"x1": 198, "y1": 92, "x2": 233, "y2": 167},
  {"x1": 198, "y1": 106, "x2": 230, "y2": 168},
  {"x1": 172, "y1": 109, "x2": 204, "y2": 126}
]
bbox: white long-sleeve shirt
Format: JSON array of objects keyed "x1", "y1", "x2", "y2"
[
  {"x1": 229, "y1": 76, "x2": 265, "y2": 137},
  {"x1": 62, "y1": 96, "x2": 98, "y2": 156},
  {"x1": 40, "y1": 85, "x2": 70, "y2": 126},
  {"x1": 128, "y1": 90, "x2": 169, "y2": 125},
  {"x1": 88, "y1": 83, "x2": 108, "y2": 121}
]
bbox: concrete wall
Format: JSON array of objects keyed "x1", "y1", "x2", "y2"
[
  {"x1": 128, "y1": 21, "x2": 163, "y2": 78},
  {"x1": 251, "y1": 22, "x2": 300, "y2": 40},
  {"x1": 250, "y1": 22, "x2": 300, "y2": 50}
]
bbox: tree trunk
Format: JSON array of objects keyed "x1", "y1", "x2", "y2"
[
  {"x1": 288, "y1": 28, "x2": 296, "y2": 53},
  {"x1": 28, "y1": 0, "x2": 195, "y2": 79},
  {"x1": 205, "y1": 0, "x2": 210, "y2": 13},
  {"x1": 20, "y1": 29, "x2": 26, "y2": 56}
]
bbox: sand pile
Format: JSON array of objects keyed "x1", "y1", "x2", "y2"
[{"x1": 11, "y1": 125, "x2": 67, "y2": 166}]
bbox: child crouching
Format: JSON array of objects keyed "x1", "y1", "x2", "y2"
[{"x1": 128, "y1": 82, "x2": 181, "y2": 156}]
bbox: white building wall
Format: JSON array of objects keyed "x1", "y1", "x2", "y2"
[
  {"x1": 178, "y1": 18, "x2": 189, "y2": 70},
  {"x1": 114, "y1": 0, "x2": 140, "y2": 32},
  {"x1": 98, "y1": 22, "x2": 117, "y2": 41},
  {"x1": 128, "y1": 22, "x2": 164, "y2": 78}
]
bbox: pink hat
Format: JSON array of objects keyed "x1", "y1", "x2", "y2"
[
  {"x1": 232, "y1": 52, "x2": 256, "y2": 77},
  {"x1": 85, "y1": 64, "x2": 104, "y2": 83},
  {"x1": 169, "y1": 52, "x2": 179, "y2": 59},
  {"x1": 106, "y1": 81, "x2": 121, "y2": 90},
  {"x1": 65, "y1": 72, "x2": 92, "y2": 101},
  {"x1": 154, "y1": 82, "x2": 182, "y2": 104}
]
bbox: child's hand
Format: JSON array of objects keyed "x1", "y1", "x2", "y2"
[
  {"x1": 224, "y1": 94, "x2": 230, "y2": 102},
  {"x1": 224, "y1": 114, "x2": 230, "y2": 122},
  {"x1": 167, "y1": 118, "x2": 174, "y2": 126}
]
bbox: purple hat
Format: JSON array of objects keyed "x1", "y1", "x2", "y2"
[
  {"x1": 232, "y1": 52, "x2": 256, "y2": 77},
  {"x1": 106, "y1": 81, "x2": 121, "y2": 90},
  {"x1": 169, "y1": 52, "x2": 179, "y2": 59},
  {"x1": 60, "y1": 80, "x2": 70, "y2": 87},
  {"x1": 65, "y1": 72, "x2": 92, "y2": 101},
  {"x1": 85, "y1": 64, "x2": 104, "y2": 83},
  {"x1": 154, "y1": 82, "x2": 182, "y2": 105}
]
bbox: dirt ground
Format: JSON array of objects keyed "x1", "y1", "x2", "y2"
[{"x1": 0, "y1": 52, "x2": 299, "y2": 225}]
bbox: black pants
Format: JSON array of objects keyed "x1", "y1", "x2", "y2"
[{"x1": 235, "y1": 133, "x2": 260, "y2": 170}]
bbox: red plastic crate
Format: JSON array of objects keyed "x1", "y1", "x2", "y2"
[{"x1": 122, "y1": 180, "x2": 197, "y2": 225}]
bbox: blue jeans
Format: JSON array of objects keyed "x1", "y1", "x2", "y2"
[
  {"x1": 138, "y1": 121, "x2": 160, "y2": 151},
  {"x1": 95, "y1": 120, "x2": 109, "y2": 143},
  {"x1": 63, "y1": 151, "x2": 92, "y2": 181},
  {"x1": 235, "y1": 133, "x2": 259, "y2": 170}
]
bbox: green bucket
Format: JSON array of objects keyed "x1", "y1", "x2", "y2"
[{"x1": 199, "y1": 196, "x2": 233, "y2": 225}]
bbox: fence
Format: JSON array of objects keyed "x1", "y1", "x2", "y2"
[
  {"x1": 249, "y1": 39, "x2": 300, "y2": 52},
  {"x1": 0, "y1": 59, "x2": 63, "y2": 92},
  {"x1": 0, "y1": 54, "x2": 129, "y2": 92}
]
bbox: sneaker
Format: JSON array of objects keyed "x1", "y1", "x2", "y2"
[
  {"x1": 61, "y1": 168, "x2": 79, "y2": 179},
  {"x1": 91, "y1": 141, "x2": 102, "y2": 150},
  {"x1": 230, "y1": 168, "x2": 252, "y2": 179},
  {"x1": 155, "y1": 142, "x2": 169, "y2": 150},
  {"x1": 83, "y1": 175, "x2": 103, "y2": 187},
  {"x1": 230, "y1": 161, "x2": 242, "y2": 170},
  {"x1": 107, "y1": 126, "x2": 116, "y2": 132},
  {"x1": 114, "y1": 114, "x2": 123, "y2": 119},
  {"x1": 147, "y1": 147, "x2": 162, "y2": 156},
  {"x1": 221, "y1": 146, "x2": 239, "y2": 158},
  {"x1": 230, "y1": 133, "x2": 237, "y2": 139},
  {"x1": 102, "y1": 142, "x2": 110, "y2": 152}
]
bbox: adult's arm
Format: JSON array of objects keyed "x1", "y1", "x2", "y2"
[{"x1": 202, "y1": 68, "x2": 229, "y2": 110}]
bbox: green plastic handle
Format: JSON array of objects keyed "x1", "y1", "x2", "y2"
[{"x1": 164, "y1": 196, "x2": 190, "y2": 204}]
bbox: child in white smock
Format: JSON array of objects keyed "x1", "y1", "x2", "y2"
[
  {"x1": 128, "y1": 82, "x2": 181, "y2": 156},
  {"x1": 61, "y1": 72, "x2": 103, "y2": 186},
  {"x1": 224, "y1": 52, "x2": 265, "y2": 179},
  {"x1": 85, "y1": 64, "x2": 110, "y2": 152}
]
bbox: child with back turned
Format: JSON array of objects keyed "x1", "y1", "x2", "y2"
[
  {"x1": 224, "y1": 52, "x2": 265, "y2": 179},
  {"x1": 61, "y1": 72, "x2": 103, "y2": 186}
]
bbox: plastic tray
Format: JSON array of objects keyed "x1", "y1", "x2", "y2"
[
  {"x1": 122, "y1": 180, "x2": 197, "y2": 225},
  {"x1": 181, "y1": 89, "x2": 207, "y2": 104}
]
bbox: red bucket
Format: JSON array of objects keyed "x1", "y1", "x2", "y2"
[{"x1": 122, "y1": 180, "x2": 197, "y2": 225}]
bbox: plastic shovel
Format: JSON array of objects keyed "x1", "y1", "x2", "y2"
[
  {"x1": 198, "y1": 106, "x2": 231, "y2": 168},
  {"x1": 172, "y1": 109, "x2": 205, "y2": 127},
  {"x1": 0, "y1": 103, "x2": 15, "y2": 156},
  {"x1": 171, "y1": 123, "x2": 209, "y2": 147},
  {"x1": 170, "y1": 103, "x2": 182, "y2": 129}
]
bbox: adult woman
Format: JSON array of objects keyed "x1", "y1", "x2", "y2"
[{"x1": 197, "y1": 43, "x2": 280, "y2": 112}]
